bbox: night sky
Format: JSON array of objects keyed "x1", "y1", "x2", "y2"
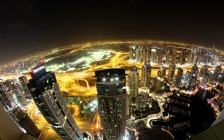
[{"x1": 0, "y1": 0, "x2": 224, "y2": 65}]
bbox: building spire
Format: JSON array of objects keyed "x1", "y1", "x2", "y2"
[{"x1": 213, "y1": 41, "x2": 215, "y2": 49}]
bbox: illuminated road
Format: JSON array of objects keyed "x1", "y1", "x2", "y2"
[{"x1": 13, "y1": 41, "x2": 223, "y2": 140}]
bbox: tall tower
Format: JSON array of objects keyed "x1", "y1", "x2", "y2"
[
  {"x1": 193, "y1": 49, "x2": 199, "y2": 64},
  {"x1": 157, "y1": 48, "x2": 163, "y2": 65},
  {"x1": 141, "y1": 62, "x2": 151, "y2": 88},
  {"x1": 128, "y1": 66, "x2": 139, "y2": 97},
  {"x1": 176, "y1": 68, "x2": 183, "y2": 85},
  {"x1": 27, "y1": 63, "x2": 82, "y2": 140},
  {"x1": 151, "y1": 48, "x2": 157, "y2": 63},
  {"x1": 129, "y1": 46, "x2": 136, "y2": 61},
  {"x1": 165, "y1": 47, "x2": 171, "y2": 64},
  {"x1": 18, "y1": 76, "x2": 31, "y2": 98},
  {"x1": 160, "y1": 65, "x2": 166, "y2": 78},
  {"x1": 191, "y1": 63, "x2": 199, "y2": 77},
  {"x1": 213, "y1": 65, "x2": 222, "y2": 81},
  {"x1": 143, "y1": 48, "x2": 151, "y2": 63},
  {"x1": 95, "y1": 69, "x2": 126, "y2": 140},
  {"x1": 10, "y1": 107, "x2": 39, "y2": 138},
  {"x1": 0, "y1": 80, "x2": 14, "y2": 111},
  {"x1": 168, "y1": 63, "x2": 176, "y2": 81},
  {"x1": 199, "y1": 67, "x2": 209, "y2": 78},
  {"x1": 171, "y1": 48, "x2": 176, "y2": 64},
  {"x1": 135, "y1": 46, "x2": 141, "y2": 62},
  {"x1": 8, "y1": 81, "x2": 27, "y2": 106}
]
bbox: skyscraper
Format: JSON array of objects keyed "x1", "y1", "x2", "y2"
[
  {"x1": 0, "y1": 79, "x2": 14, "y2": 111},
  {"x1": 151, "y1": 48, "x2": 157, "y2": 63},
  {"x1": 160, "y1": 65, "x2": 166, "y2": 78},
  {"x1": 176, "y1": 68, "x2": 183, "y2": 85},
  {"x1": 135, "y1": 46, "x2": 141, "y2": 62},
  {"x1": 0, "y1": 79, "x2": 39, "y2": 138},
  {"x1": 10, "y1": 107, "x2": 39, "y2": 138},
  {"x1": 168, "y1": 63, "x2": 176, "y2": 81},
  {"x1": 0, "y1": 104, "x2": 24, "y2": 140},
  {"x1": 191, "y1": 64, "x2": 199, "y2": 77},
  {"x1": 128, "y1": 66, "x2": 139, "y2": 97},
  {"x1": 143, "y1": 48, "x2": 151, "y2": 63},
  {"x1": 8, "y1": 81, "x2": 26, "y2": 106},
  {"x1": 141, "y1": 62, "x2": 151, "y2": 88},
  {"x1": 95, "y1": 69, "x2": 126, "y2": 140},
  {"x1": 199, "y1": 67, "x2": 209, "y2": 78},
  {"x1": 129, "y1": 46, "x2": 136, "y2": 61},
  {"x1": 18, "y1": 76, "x2": 31, "y2": 98},
  {"x1": 27, "y1": 63, "x2": 82, "y2": 140},
  {"x1": 213, "y1": 65, "x2": 222, "y2": 81},
  {"x1": 157, "y1": 48, "x2": 163, "y2": 65},
  {"x1": 171, "y1": 48, "x2": 176, "y2": 64},
  {"x1": 193, "y1": 49, "x2": 199, "y2": 64}
]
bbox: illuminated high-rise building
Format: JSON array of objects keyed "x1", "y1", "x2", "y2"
[
  {"x1": 191, "y1": 64, "x2": 199, "y2": 77},
  {"x1": 176, "y1": 68, "x2": 183, "y2": 85},
  {"x1": 8, "y1": 81, "x2": 26, "y2": 106},
  {"x1": 188, "y1": 76, "x2": 197, "y2": 89},
  {"x1": 177, "y1": 51, "x2": 183, "y2": 64},
  {"x1": 135, "y1": 46, "x2": 142, "y2": 62},
  {"x1": 160, "y1": 66, "x2": 166, "y2": 78},
  {"x1": 136, "y1": 94, "x2": 147, "y2": 108},
  {"x1": 153, "y1": 77, "x2": 165, "y2": 92},
  {"x1": 129, "y1": 46, "x2": 137, "y2": 61},
  {"x1": 18, "y1": 76, "x2": 31, "y2": 98},
  {"x1": 193, "y1": 49, "x2": 199, "y2": 64},
  {"x1": 0, "y1": 79, "x2": 14, "y2": 111},
  {"x1": 168, "y1": 63, "x2": 176, "y2": 81},
  {"x1": 199, "y1": 67, "x2": 209, "y2": 78},
  {"x1": 143, "y1": 48, "x2": 151, "y2": 63},
  {"x1": 165, "y1": 47, "x2": 171, "y2": 64},
  {"x1": 213, "y1": 65, "x2": 222, "y2": 81},
  {"x1": 182, "y1": 49, "x2": 187, "y2": 65},
  {"x1": 128, "y1": 66, "x2": 139, "y2": 97},
  {"x1": 27, "y1": 63, "x2": 82, "y2": 140},
  {"x1": 0, "y1": 103, "x2": 24, "y2": 140},
  {"x1": 171, "y1": 48, "x2": 176, "y2": 64},
  {"x1": 151, "y1": 48, "x2": 157, "y2": 63},
  {"x1": 188, "y1": 48, "x2": 193, "y2": 64},
  {"x1": 10, "y1": 107, "x2": 39, "y2": 138},
  {"x1": 141, "y1": 62, "x2": 151, "y2": 88},
  {"x1": 201, "y1": 76, "x2": 209, "y2": 88},
  {"x1": 157, "y1": 48, "x2": 163, "y2": 65},
  {"x1": 0, "y1": 79, "x2": 27, "y2": 107},
  {"x1": 95, "y1": 69, "x2": 126, "y2": 140}
]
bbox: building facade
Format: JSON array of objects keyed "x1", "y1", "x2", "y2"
[
  {"x1": 141, "y1": 62, "x2": 151, "y2": 88},
  {"x1": 10, "y1": 107, "x2": 39, "y2": 138},
  {"x1": 128, "y1": 66, "x2": 139, "y2": 97},
  {"x1": 95, "y1": 69, "x2": 126, "y2": 140},
  {"x1": 27, "y1": 63, "x2": 82, "y2": 140}
]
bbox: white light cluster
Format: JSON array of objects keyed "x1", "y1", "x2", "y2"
[
  {"x1": 33, "y1": 65, "x2": 45, "y2": 73},
  {"x1": 102, "y1": 77, "x2": 106, "y2": 81},
  {"x1": 102, "y1": 77, "x2": 120, "y2": 82}
]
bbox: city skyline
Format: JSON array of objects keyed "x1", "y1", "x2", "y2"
[
  {"x1": 1, "y1": 1, "x2": 224, "y2": 139},
  {"x1": 1, "y1": 1, "x2": 224, "y2": 64},
  {"x1": 0, "y1": 41, "x2": 224, "y2": 140}
]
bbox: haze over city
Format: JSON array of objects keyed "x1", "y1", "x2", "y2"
[{"x1": 1, "y1": 0, "x2": 224, "y2": 64}]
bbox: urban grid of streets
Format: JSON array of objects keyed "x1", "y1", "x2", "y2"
[{"x1": 1, "y1": 41, "x2": 224, "y2": 140}]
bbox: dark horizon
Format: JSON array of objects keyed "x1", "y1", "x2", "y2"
[{"x1": 1, "y1": 0, "x2": 224, "y2": 65}]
